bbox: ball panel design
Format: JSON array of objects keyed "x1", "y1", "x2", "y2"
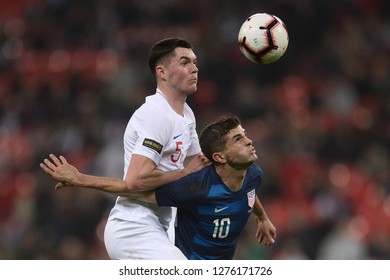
[{"x1": 238, "y1": 13, "x2": 289, "y2": 64}]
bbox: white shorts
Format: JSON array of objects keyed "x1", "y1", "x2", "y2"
[{"x1": 104, "y1": 217, "x2": 187, "y2": 260}]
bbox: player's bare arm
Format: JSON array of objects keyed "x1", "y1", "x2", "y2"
[
  {"x1": 40, "y1": 153, "x2": 207, "y2": 194},
  {"x1": 252, "y1": 195, "x2": 276, "y2": 246},
  {"x1": 40, "y1": 154, "x2": 130, "y2": 195},
  {"x1": 120, "y1": 154, "x2": 209, "y2": 202},
  {"x1": 100, "y1": 154, "x2": 209, "y2": 203},
  {"x1": 124, "y1": 153, "x2": 206, "y2": 192}
]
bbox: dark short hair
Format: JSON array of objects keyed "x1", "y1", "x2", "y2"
[
  {"x1": 148, "y1": 37, "x2": 194, "y2": 75},
  {"x1": 199, "y1": 116, "x2": 241, "y2": 165}
]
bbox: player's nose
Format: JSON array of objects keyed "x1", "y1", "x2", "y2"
[
  {"x1": 191, "y1": 62, "x2": 198, "y2": 73},
  {"x1": 245, "y1": 136, "x2": 253, "y2": 146}
]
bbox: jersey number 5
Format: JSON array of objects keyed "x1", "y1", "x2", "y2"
[
  {"x1": 212, "y1": 218, "x2": 231, "y2": 239},
  {"x1": 171, "y1": 141, "x2": 182, "y2": 163}
]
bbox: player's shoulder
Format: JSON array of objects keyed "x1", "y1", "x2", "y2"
[
  {"x1": 131, "y1": 93, "x2": 174, "y2": 125},
  {"x1": 247, "y1": 163, "x2": 263, "y2": 177},
  {"x1": 183, "y1": 102, "x2": 196, "y2": 118},
  {"x1": 184, "y1": 165, "x2": 217, "y2": 188},
  {"x1": 186, "y1": 164, "x2": 214, "y2": 180},
  {"x1": 140, "y1": 93, "x2": 170, "y2": 113},
  {"x1": 200, "y1": 164, "x2": 216, "y2": 177},
  {"x1": 244, "y1": 164, "x2": 263, "y2": 190}
]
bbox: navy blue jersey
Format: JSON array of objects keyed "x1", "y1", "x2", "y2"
[{"x1": 155, "y1": 164, "x2": 263, "y2": 260}]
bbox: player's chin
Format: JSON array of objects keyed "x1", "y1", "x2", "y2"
[
  {"x1": 250, "y1": 153, "x2": 258, "y2": 161},
  {"x1": 188, "y1": 80, "x2": 197, "y2": 88},
  {"x1": 189, "y1": 84, "x2": 197, "y2": 93}
]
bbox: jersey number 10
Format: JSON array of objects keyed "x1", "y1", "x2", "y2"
[{"x1": 212, "y1": 218, "x2": 231, "y2": 239}]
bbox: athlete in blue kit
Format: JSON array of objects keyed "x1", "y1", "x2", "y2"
[
  {"x1": 41, "y1": 116, "x2": 276, "y2": 259},
  {"x1": 151, "y1": 116, "x2": 276, "y2": 259},
  {"x1": 155, "y1": 163, "x2": 269, "y2": 259}
]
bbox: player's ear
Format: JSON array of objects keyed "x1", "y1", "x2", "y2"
[
  {"x1": 212, "y1": 152, "x2": 226, "y2": 164},
  {"x1": 155, "y1": 64, "x2": 166, "y2": 79}
]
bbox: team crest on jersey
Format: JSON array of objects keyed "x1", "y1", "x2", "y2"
[
  {"x1": 142, "y1": 138, "x2": 163, "y2": 154},
  {"x1": 247, "y1": 189, "x2": 255, "y2": 208}
]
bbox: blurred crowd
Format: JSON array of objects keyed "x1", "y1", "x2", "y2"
[{"x1": 0, "y1": 0, "x2": 389, "y2": 260}]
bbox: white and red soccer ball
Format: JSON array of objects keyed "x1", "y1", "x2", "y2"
[{"x1": 238, "y1": 13, "x2": 289, "y2": 64}]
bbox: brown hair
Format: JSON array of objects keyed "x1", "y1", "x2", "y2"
[{"x1": 148, "y1": 37, "x2": 194, "y2": 75}]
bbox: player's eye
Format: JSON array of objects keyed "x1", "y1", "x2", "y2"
[{"x1": 233, "y1": 136, "x2": 242, "y2": 143}]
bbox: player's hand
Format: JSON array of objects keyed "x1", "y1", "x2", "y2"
[
  {"x1": 40, "y1": 154, "x2": 80, "y2": 189},
  {"x1": 255, "y1": 218, "x2": 277, "y2": 246},
  {"x1": 184, "y1": 153, "x2": 211, "y2": 175},
  {"x1": 202, "y1": 153, "x2": 211, "y2": 163}
]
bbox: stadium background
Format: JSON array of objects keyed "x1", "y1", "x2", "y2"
[{"x1": 0, "y1": 0, "x2": 389, "y2": 260}]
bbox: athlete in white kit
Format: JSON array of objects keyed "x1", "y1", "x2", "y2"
[
  {"x1": 104, "y1": 37, "x2": 204, "y2": 260},
  {"x1": 41, "y1": 37, "x2": 207, "y2": 259}
]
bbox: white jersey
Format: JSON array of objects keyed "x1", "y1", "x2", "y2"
[{"x1": 105, "y1": 88, "x2": 200, "y2": 259}]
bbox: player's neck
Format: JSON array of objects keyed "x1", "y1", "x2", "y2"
[
  {"x1": 158, "y1": 87, "x2": 186, "y2": 116},
  {"x1": 216, "y1": 166, "x2": 246, "y2": 192}
]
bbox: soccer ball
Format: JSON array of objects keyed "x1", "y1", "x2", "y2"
[{"x1": 238, "y1": 13, "x2": 289, "y2": 64}]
